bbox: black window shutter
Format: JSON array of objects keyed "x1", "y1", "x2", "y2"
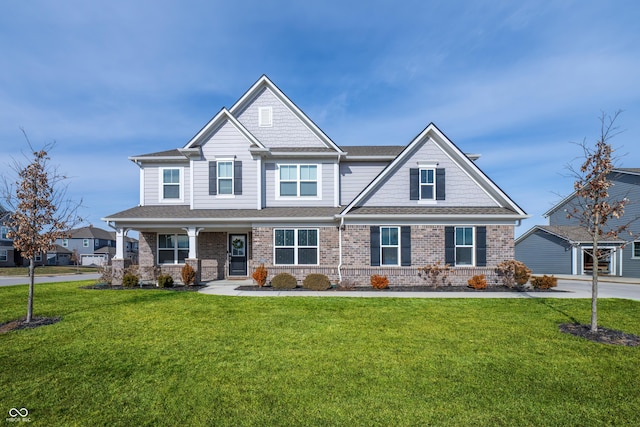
[
  {"x1": 401, "y1": 226, "x2": 411, "y2": 266},
  {"x1": 445, "y1": 226, "x2": 455, "y2": 265},
  {"x1": 234, "y1": 160, "x2": 242, "y2": 195},
  {"x1": 370, "y1": 226, "x2": 380, "y2": 266},
  {"x1": 209, "y1": 162, "x2": 217, "y2": 195},
  {"x1": 410, "y1": 168, "x2": 419, "y2": 200},
  {"x1": 436, "y1": 168, "x2": 446, "y2": 200},
  {"x1": 476, "y1": 226, "x2": 486, "y2": 267}
]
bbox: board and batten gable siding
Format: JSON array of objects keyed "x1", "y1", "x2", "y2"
[
  {"x1": 340, "y1": 161, "x2": 388, "y2": 206},
  {"x1": 264, "y1": 161, "x2": 336, "y2": 207},
  {"x1": 192, "y1": 120, "x2": 257, "y2": 210},
  {"x1": 142, "y1": 163, "x2": 190, "y2": 206},
  {"x1": 515, "y1": 230, "x2": 573, "y2": 274},
  {"x1": 359, "y1": 138, "x2": 498, "y2": 207},
  {"x1": 234, "y1": 87, "x2": 327, "y2": 149}
]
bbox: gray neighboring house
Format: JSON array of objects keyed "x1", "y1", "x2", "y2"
[
  {"x1": 516, "y1": 168, "x2": 640, "y2": 278},
  {"x1": 0, "y1": 208, "x2": 16, "y2": 267},
  {"x1": 55, "y1": 226, "x2": 138, "y2": 266},
  {"x1": 103, "y1": 75, "x2": 528, "y2": 285}
]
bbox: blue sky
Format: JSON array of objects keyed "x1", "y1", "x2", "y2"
[{"x1": 1, "y1": 0, "x2": 639, "y2": 236}]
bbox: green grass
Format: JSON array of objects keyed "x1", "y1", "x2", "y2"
[
  {"x1": 0, "y1": 266, "x2": 99, "y2": 276},
  {"x1": 1, "y1": 282, "x2": 639, "y2": 426}
]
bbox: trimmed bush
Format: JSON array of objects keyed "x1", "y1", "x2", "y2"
[
  {"x1": 158, "y1": 274, "x2": 174, "y2": 288},
  {"x1": 467, "y1": 274, "x2": 487, "y2": 290},
  {"x1": 370, "y1": 274, "x2": 389, "y2": 289},
  {"x1": 303, "y1": 273, "x2": 331, "y2": 291},
  {"x1": 122, "y1": 272, "x2": 139, "y2": 288},
  {"x1": 418, "y1": 261, "x2": 451, "y2": 287},
  {"x1": 271, "y1": 273, "x2": 297, "y2": 289},
  {"x1": 181, "y1": 264, "x2": 196, "y2": 286},
  {"x1": 531, "y1": 275, "x2": 558, "y2": 289},
  {"x1": 252, "y1": 264, "x2": 268, "y2": 287},
  {"x1": 495, "y1": 260, "x2": 532, "y2": 288}
]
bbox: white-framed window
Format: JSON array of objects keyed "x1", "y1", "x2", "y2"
[
  {"x1": 258, "y1": 107, "x2": 273, "y2": 127},
  {"x1": 0, "y1": 226, "x2": 9, "y2": 240},
  {"x1": 633, "y1": 242, "x2": 640, "y2": 259},
  {"x1": 277, "y1": 164, "x2": 319, "y2": 198},
  {"x1": 62, "y1": 238, "x2": 68, "y2": 247},
  {"x1": 0, "y1": 250, "x2": 7, "y2": 262},
  {"x1": 83, "y1": 239, "x2": 89, "y2": 247},
  {"x1": 161, "y1": 168, "x2": 182, "y2": 201},
  {"x1": 420, "y1": 168, "x2": 435, "y2": 200},
  {"x1": 217, "y1": 160, "x2": 234, "y2": 195},
  {"x1": 35, "y1": 253, "x2": 42, "y2": 262},
  {"x1": 274, "y1": 229, "x2": 319, "y2": 265},
  {"x1": 381, "y1": 226, "x2": 400, "y2": 265},
  {"x1": 158, "y1": 234, "x2": 189, "y2": 264},
  {"x1": 455, "y1": 227, "x2": 475, "y2": 266}
]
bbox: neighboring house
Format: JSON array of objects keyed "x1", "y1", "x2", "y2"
[
  {"x1": 47, "y1": 245, "x2": 72, "y2": 266},
  {"x1": 103, "y1": 75, "x2": 528, "y2": 285},
  {"x1": 0, "y1": 208, "x2": 16, "y2": 267},
  {"x1": 516, "y1": 168, "x2": 640, "y2": 278},
  {"x1": 55, "y1": 225, "x2": 138, "y2": 266}
]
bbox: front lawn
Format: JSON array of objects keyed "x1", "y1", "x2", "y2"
[
  {"x1": 0, "y1": 266, "x2": 98, "y2": 276},
  {"x1": 1, "y1": 282, "x2": 639, "y2": 426}
]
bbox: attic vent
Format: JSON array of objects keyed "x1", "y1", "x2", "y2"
[{"x1": 258, "y1": 107, "x2": 273, "y2": 127}]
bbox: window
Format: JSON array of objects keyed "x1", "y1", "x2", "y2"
[
  {"x1": 217, "y1": 161, "x2": 234, "y2": 195},
  {"x1": 274, "y1": 229, "x2": 318, "y2": 265},
  {"x1": 83, "y1": 239, "x2": 89, "y2": 247},
  {"x1": 62, "y1": 238, "x2": 68, "y2": 247},
  {"x1": 455, "y1": 227, "x2": 474, "y2": 266},
  {"x1": 0, "y1": 250, "x2": 7, "y2": 262},
  {"x1": 0, "y1": 226, "x2": 8, "y2": 240},
  {"x1": 381, "y1": 227, "x2": 400, "y2": 265},
  {"x1": 258, "y1": 107, "x2": 273, "y2": 127},
  {"x1": 161, "y1": 168, "x2": 181, "y2": 200},
  {"x1": 158, "y1": 234, "x2": 189, "y2": 264},
  {"x1": 35, "y1": 253, "x2": 42, "y2": 262},
  {"x1": 278, "y1": 164, "x2": 318, "y2": 197},
  {"x1": 420, "y1": 168, "x2": 435, "y2": 200},
  {"x1": 633, "y1": 242, "x2": 640, "y2": 258}
]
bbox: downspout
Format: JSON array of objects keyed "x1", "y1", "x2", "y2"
[{"x1": 337, "y1": 215, "x2": 344, "y2": 284}]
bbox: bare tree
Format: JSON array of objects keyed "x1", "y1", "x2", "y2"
[
  {"x1": 1, "y1": 132, "x2": 83, "y2": 323},
  {"x1": 70, "y1": 249, "x2": 81, "y2": 273},
  {"x1": 565, "y1": 111, "x2": 636, "y2": 332}
]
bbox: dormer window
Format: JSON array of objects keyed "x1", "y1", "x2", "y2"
[{"x1": 258, "y1": 107, "x2": 273, "y2": 127}]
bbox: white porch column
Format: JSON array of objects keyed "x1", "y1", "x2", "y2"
[
  {"x1": 115, "y1": 228, "x2": 128, "y2": 259},
  {"x1": 184, "y1": 227, "x2": 203, "y2": 259}
]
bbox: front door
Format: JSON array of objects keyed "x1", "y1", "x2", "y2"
[{"x1": 229, "y1": 234, "x2": 247, "y2": 276}]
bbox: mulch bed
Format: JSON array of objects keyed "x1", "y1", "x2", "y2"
[
  {"x1": 559, "y1": 323, "x2": 640, "y2": 346},
  {"x1": 0, "y1": 316, "x2": 61, "y2": 334},
  {"x1": 235, "y1": 285, "x2": 565, "y2": 292},
  {"x1": 80, "y1": 283, "x2": 206, "y2": 292}
]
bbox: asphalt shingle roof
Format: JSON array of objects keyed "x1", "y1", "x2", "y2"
[
  {"x1": 537, "y1": 225, "x2": 624, "y2": 243},
  {"x1": 104, "y1": 205, "x2": 344, "y2": 220}
]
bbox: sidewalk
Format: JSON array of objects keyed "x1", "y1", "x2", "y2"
[{"x1": 198, "y1": 276, "x2": 640, "y2": 300}]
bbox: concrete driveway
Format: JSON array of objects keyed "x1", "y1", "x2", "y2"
[{"x1": 0, "y1": 273, "x2": 100, "y2": 287}]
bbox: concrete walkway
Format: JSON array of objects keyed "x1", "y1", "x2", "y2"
[{"x1": 199, "y1": 275, "x2": 640, "y2": 300}]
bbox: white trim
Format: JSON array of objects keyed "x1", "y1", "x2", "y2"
[
  {"x1": 572, "y1": 247, "x2": 579, "y2": 275},
  {"x1": 139, "y1": 167, "x2": 145, "y2": 206},
  {"x1": 454, "y1": 226, "x2": 476, "y2": 267},
  {"x1": 157, "y1": 232, "x2": 189, "y2": 265},
  {"x1": 380, "y1": 226, "x2": 400, "y2": 266},
  {"x1": 275, "y1": 163, "x2": 322, "y2": 200},
  {"x1": 632, "y1": 242, "x2": 640, "y2": 259},
  {"x1": 216, "y1": 158, "x2": 235, "y2": 196},
  {"x1": 189, "y1": 159, "x2": 194, "y2": 209},
  {"x1": 334, "y1": 161, "x2": 340, "y2": 207},
  {"x1": 258, "y1": 106, "x2": 273, "y2": 127},
  {"x1": 256, "y1": 157, "x2": 262, "y2": 210},
  {"x1": 159, "y1": 167, "x2": 184, "y2": 203},
  {"x1": 184, "y1": 108, "x2": 266, "y2": 150},
  {"x1": 273, "y1": 228, "x2": 320, "y2": 266}
]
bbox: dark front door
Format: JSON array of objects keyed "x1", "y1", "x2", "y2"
[{"x1": 229, "y1": 234, "x2": 247, "y2": 276}]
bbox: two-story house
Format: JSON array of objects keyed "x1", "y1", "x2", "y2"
[
  {"x1": 516, "y1": 168, "x2": 640, "y2": 278},
  {"x1": 53, "y1": 225, "x2": 138, "y2": 266},
  {"x1": 103, "y1": 76, "x2": 528, "y2": 286},
  {"x1": 0, "y1": 207, "x2": 16, "y2": 267}
]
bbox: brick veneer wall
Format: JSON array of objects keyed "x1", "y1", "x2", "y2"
[
  {"x1": 198, "y1": 232, "x2": 228, "y2": 281},
  {"x1": 138, "y1": 232, "x2": 157, "y2": 281}
]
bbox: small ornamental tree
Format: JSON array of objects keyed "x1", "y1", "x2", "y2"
[
  {"x1": 564, "y1": 111, "x2": 638, "y2": 332},
  {"x1": 2, "y1": 136, "x2": 82, "y2": 323}
]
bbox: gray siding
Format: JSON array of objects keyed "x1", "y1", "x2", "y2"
[
  {"x1": 340, "y1": 161, "x2": 387, "y2": 206},
  {"x1": 193, "y1": 120, "x2": 258, "y2": 209},
  {"x1": 515, "y1": 230, "x2": 573, "y2": 274},
  {"x1": 360, "y1": 137, "x2": 498, "y2": 207},
  {"x1": 264, "y1": 161, "x2": 336, "y2": 207},
  {"x1": 621, "y1": 245, "x2": 640, "y2": 278},
  {"x1": 235, "y1": 87, "x2": 327, "y2": 149}
]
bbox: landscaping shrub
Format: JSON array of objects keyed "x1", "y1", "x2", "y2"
[
  {"x1": 181, "y1": 264, "x2": 196, "y2": 286},
  {"x1": 467, "y1": 274, "x2": 487, "y2": 290},
  {"x1": 157, "y1": 274, "x2": 174, "y2": 288},
  {"x1": 530, "y1": 275, "x2": 558, "y2": 289},
  {"x1": 122, "y1": 272, "x2": 139, "y2": 288},
  {"x1": 252, "y1": 264, "x2": 268, "y2": 287},
  {"x1": 271, "y1": 272, "x2": 297, "y2": 289},
  {"x1": 303, "y1": 273, "x2": 332, "y2": 291},
  {"x1": 418, "y1": 261, "x2": 451, "y2": 287},
  {"x1": 495, "y1": 260, "x2": 532, "y2": 288},
  {"x1": 370, "y1": 274, "x2": 389, "y2": 289}
]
